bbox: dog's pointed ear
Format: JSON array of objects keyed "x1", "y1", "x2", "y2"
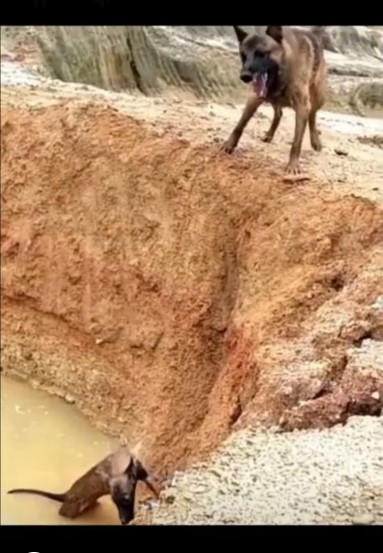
[
  {"x1": 266, "y1": 26, "x2": 283, "y2": 43},
  {"x1": 133, "y1": 458, "x2": 149, "y2": 481},
  {"x1": 233, "y1": 26, "x2": 248, "y2": 44},
  {"x1": 124, "y1": 456, "x2": 135, "y2": 475}
]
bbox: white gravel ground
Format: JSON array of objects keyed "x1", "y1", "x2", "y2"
[{"x1": 146, "y1": 416, "x2": 383, "y2": 525}]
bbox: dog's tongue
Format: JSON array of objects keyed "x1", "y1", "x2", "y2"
[{"x1": 252, "y1": 73, "x2": 268, "y2": 98}]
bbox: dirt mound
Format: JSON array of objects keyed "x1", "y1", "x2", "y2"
[{"x1": 1, "y1": 100, "x2": 383, "y2": 473}]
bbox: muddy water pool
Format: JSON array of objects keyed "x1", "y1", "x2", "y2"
[{"x1": 1, "y1": 375, "x2": 123, "y2": 525}]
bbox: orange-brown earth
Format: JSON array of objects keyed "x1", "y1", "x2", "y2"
[{"x1": 1, "y1": 96, "x2": 383, "y2": 475}]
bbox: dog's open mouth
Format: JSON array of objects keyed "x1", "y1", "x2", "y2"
[{"x1": 252, "y1": 73, "x2": 268, "y2": 98}]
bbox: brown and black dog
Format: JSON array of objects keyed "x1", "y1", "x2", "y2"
[
  {"x1": 223, "y1": 25, "x2": 327, "y2": 176},
  {"x1": 7, "y1": 449, "x2": 160, "y2": 525}
]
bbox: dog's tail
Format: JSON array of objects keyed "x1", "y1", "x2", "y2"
[{"x1": 7, "y1": 488, "x2": 65, "y2": 503}]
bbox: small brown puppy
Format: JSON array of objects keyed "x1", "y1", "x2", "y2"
[
  {"x1": 7, "y1": 448, "x2": 159, "y2": 525},
  {"x1": 223, "y1": 25, "x2": 327, "y2": 177}
]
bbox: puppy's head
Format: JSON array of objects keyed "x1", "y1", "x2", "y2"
[
  {"x1": 233, "y1": 26, "x2": 285, "y2": 99},
  {"x1": 109, "y1": 456, "x2": 151, "y2": 525}
]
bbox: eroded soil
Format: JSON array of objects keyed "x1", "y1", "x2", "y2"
[{"x1": 1, "y1": 58, "x2": 383, "y2": 480}]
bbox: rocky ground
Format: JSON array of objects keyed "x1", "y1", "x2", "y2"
[
  {"x1": 140, "y1": 415, "x2": 383, "y2": 525},
  {"x1": 1, "y1": 26, "x2": 383, "y2": 113},
  {"x1": 1, "y1": 28, "x2": 383, "y2": 525}
]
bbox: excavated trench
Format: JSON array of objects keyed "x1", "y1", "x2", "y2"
[{"x1": 1, "y1": 100, "x2": 383, "y2": 477}]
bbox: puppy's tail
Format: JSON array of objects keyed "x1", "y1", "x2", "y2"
[{"x1": 8, "y1": 488, "x2": 65, "y2": 503}]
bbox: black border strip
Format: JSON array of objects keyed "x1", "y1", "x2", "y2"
[
  {"x1": 2, "y1": 523, "x2": 380, "y2": 552},
  {"x1": 1, "y1": 1, "x2": 381, "y2": 25}
]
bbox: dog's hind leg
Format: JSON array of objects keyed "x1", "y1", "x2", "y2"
[
  {"x1": 309, "y1": 76, "x2": 325, "y2": 151},
  {"x1": 308, "y1": 108, "x2": 322, "y2": 152},
  {"x1": 262, "y1": 106, "x2": 283, "y2": 143},
  {"x1": 222, "y1": 95, "x2": 263, "y2": 153},
  {"x1": 286, "y1": 103, "x2": 310, "y2": 175}
]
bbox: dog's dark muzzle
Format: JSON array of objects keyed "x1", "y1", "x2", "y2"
[{"x1": 119, "y1": 503, "x2": 135, "y2": 525}]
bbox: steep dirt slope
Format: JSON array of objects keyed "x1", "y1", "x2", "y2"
[{"x1": 2, "y1": 98, "x2": 383, "y2": 473}]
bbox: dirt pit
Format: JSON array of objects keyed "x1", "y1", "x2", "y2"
[{"x1": 1, "y1": 100, "x2": 383, "y2": 475}]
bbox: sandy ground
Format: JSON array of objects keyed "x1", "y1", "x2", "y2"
[
  {"x1": 1, "y1": 59, "x2": 382, "y2": 205},
  {"x1": 1, "y1": 57, "x2": 383, "y2": 525}
]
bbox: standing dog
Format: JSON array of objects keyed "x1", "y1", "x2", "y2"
[
  {"x1": 223, "y1": 26, "x2": 327, "y2": 176},
  {"x1": 7, "y1": 449, "x2": 159, "y2": 525}
]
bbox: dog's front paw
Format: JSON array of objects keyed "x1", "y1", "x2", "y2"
[
  {"x1": 285, "y1": 159, "x2": 301, "y2": 175},
  {"x1": 261, "y1": 133, "x2": 273, "y2": 143},
  {"x1": 284, "y1": 159, "x2": 310, "y2": 182},
  {"x1": 221, "y1": 139, "x2": 236, "y2": 154}
]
